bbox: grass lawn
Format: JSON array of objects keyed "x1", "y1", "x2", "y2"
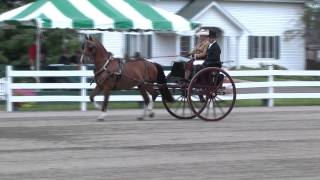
[
  {"x1": 1, "y1": 98, "x2": 320, "y2": 112},
  {"x1": 0, "y1": 101, "x2": 166, "y2": 111}
]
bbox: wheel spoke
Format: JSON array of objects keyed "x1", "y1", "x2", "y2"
[
  {"x1": 187, "y1": 67, "x2": 236, "y2": 121},
  {"x1": 214, "y1": 98, "x2": 225, "y2": 115},
  {"x1": 212, "y1": 98, "x2": 217, "y2": 119},
  {"x1": 163, "y1": 86, "x2": 195, "y2": 119},
  {"x1": 205, "y1": 98, "x2": 212, "y2": 117},
  {"x1": 173, "y1": 96, "x2": 183, "y2": 113},
  {"x1": 215, "y1": 96, "x2": 229, "y2": 108},
  {"x1": 182, "y1": 97, "x2": 186, "y2": 115}
]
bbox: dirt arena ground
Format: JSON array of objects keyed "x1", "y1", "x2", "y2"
[{"x1": 0, "y1": 107, "x2": 320, "y2": 180}]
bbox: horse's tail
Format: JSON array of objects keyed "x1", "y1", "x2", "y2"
[{"x1": 154, "y1": 63, "x2": 174, "y2": 102}]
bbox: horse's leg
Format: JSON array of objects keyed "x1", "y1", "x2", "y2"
[
  {"x1": 137, "y1": 85, "x2": 151, "y2": 120},
  {"x1": 90, "y1": 85, "x2": 102, "y2": 109},
  {"x1": 146, "y1": 86, "x2": 156, "y2": 117},
  {"x1": 148, "y1": 93, "x2": 154, "y2": 118},
  {"x1": 97, "y1": 88, "x2": 111, "y2": 121}
]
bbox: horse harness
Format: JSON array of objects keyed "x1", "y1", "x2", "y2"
[{"x1": 92, "y1": 56, "x2": 151, "y2": 89}]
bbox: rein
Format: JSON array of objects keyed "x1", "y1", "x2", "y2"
[
  {"x1": 94, "y1": 55, "x2": 113, "y2": 78},
  {"x1": 82, "y1": 40, "x2": 153, "y2": 86},
  {"x1": 94, "y1": 57, "x2": 153, "y2": 86}
]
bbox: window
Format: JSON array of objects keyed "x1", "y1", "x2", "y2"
[
  {"x1": 125, "y1": 34, "x2": 152, "y2": 58},
  {"x1": 248, "y1": 36, "x2": 280, "y2": 59},
  {"x1": 180, "y1": 36, "x2": 191, "y2": 57}
]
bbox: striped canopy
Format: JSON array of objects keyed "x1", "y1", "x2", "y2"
[{"x1": 0, "y1": 0, "x2": 197, "y2": 31}]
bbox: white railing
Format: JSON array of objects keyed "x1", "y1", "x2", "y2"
[
  {"x1": 230, "y1": 65, "x2": 320, "y2": 107},
  {"x1": 4, "y1": 65, "x2": 320, "y2": 112},
  {"x1": 0, "y1": 77, "x2": 5, "y2": 100}
]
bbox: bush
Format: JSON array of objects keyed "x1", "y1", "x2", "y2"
[{"x1": 0, "y1": 51, "x2": 8, "y2": 64}]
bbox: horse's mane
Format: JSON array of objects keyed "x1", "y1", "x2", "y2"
[{"x1": 93, "y1": 39, "x2": 111, "y2": 57}]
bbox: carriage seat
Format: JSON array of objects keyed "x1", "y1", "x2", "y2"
[{"x1": 170, "y1": 61, "x2": 186, "y2": 78}]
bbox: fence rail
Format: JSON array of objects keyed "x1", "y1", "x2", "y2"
[{"x1": 3, "y1": 65, "x2": 320, "y2": 112}]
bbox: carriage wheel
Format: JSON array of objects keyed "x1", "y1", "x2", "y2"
[
  {"x1": 187, "y1": 67, "x2": 236, "y2": 121},
  {"x1": 162, "y1": 80, "x2": 198, "y2": 119}
]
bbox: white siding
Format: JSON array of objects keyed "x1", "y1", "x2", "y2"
[
  {"x1": 79, "y1": 30, "x2": 124, "y2": 58},
  {"x1": 193, "y1": 6, "x2": 242, "y2": 63},
  {"x1": 102, "y1": 32, "x2": 124, "y2": 58},
  {"x1": 142, "y1": 0, "x2": 191, "y2": 65},
  {"x1": 281, "y1": 36, "x2": 306, "y2": 69},
  {"x1": 195, "y1": 6, "x2": 242, "y2": 37},
  {"x1": 220, "y1": 2, "x2": 306, "y2": 69},
  {"x1": 151, "y1": 33, "x2": 178, "y2": 65},
  {"x1": 141, "y1": 0, "x2": 188, "y2": 13},
  {"x1": 220, "y1": 2, "x2": 304, "y2": 35},
  {"x1": 95, "y1": 1, "x2": 307, "y2": 69},
  {"x1": 227, "y1": 36, "x2": 239, "y2": 67}
]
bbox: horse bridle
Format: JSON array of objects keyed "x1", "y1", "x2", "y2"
[
  {"x1": 80, "y1": 39, "x2": 94, "y2": 64},
  {"x1": 81, "y1": 39, "x2": 115, "y2": 80}
]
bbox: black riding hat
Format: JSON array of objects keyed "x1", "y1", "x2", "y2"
[{"x1": 208, "y1": 30, "x2": 216, "y2": 38}]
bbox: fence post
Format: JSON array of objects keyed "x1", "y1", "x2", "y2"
[
  {"x1": 6, "y1": 66, "x2": 13, "y2": 112},
  {"x1": 80, "y1": 65, "x2": 87, "y2": 111},
  {"x1": 268, "y1": 64, "x2": 274, "y2": 107}
]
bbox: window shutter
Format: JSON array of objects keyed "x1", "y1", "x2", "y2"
[
  {"x1": 147, "y1": 35, "x2": 152, "y2": 59},
  {"x1": 125, "y1": 34, "x2": 130, "y2": 57},
  {"x1": 180, "y1": 36, "x2": 191, "y2": 56},
  {"x1": 262, "y1": 36, "x2": 266, "y2": 58},
  {"x1": 248, "y1": 36, "x2": 252, "y2": 59},
  {"x1": 269, "y1": 36, "x2": 274, "y2": 58},
  {"x1": 275, "y1": 36, "x2": 280, "y2": 59}
]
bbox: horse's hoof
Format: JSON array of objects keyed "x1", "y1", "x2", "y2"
[
  {"x1": 137, "y1": 117, "x2": 144, "y2": 121},
  {"x1": 149, "y1": 112, "x2": 155, "y2": 118}
]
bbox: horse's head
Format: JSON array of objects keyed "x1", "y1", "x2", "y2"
[
  {"x1": 80, "y1": 35, "x2": 98, "y2": 64},
  {"x1": 81, "y1": 35, "x2": 113, "y2": 71}
]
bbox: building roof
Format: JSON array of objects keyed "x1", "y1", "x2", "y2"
[
  {"x1": 178, "y1": 0, "x2": 311, "y2": 19},
  {"x1": 178, "y1": 0, "x2": 248, "y2": 32},
  {"x1": 178, "y1": 0, "x2": 212, "y2": 20}
]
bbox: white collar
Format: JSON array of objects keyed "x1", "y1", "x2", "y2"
[{"x1": 208, "y1": 41, "x2": 216, "y2": 48}]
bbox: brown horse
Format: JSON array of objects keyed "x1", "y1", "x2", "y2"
[{"x1": 81, "y1": 36, "x2": 173, "y2": 121}]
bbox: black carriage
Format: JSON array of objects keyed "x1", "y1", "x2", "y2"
[{"x1": 162, "y1": 61, "x2": 237, "y2": 121}]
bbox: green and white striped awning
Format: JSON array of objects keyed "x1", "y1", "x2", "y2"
[{"x1": 0, "y1": 0, "x2": 198, "y2": 31}]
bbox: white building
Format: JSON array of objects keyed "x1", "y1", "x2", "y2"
[{"x1": 92, "y1": 0, "x2": 310, "y2": 69}]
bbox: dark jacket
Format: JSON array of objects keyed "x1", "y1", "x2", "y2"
[{"x1": 203, "y1": 42, "x2": 221, "y2": 68}]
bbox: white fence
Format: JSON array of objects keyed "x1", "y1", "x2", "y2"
[
  {"x1": 3, "y1": 65, "x2": 320, "y2": 112},
  {"x1": 0, "y1": 78, "x2": 5, "y2": 100},
  {"x1": 230, "y1": 65, "x2": 320, "y2": 106}
]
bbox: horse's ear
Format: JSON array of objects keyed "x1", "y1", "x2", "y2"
[
  {"x1": 85, "y1": 34, "x2": 89, "y2": 40},
  {"x1": 89, "y1": 35, "x2": 93, "y2": 41}
]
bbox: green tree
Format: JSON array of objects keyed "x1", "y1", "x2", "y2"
[
  {"x1": 0, "y1": 28, "x2": 81, "y2": 65},
  {"x1": 0, "y1": 29, "x2": 34, "y2": 65},
  {"x1": 0, "y1": 0, "x2": 81, "y2": 66},
  {"x1": 43, "y1": 29, "x2": 81, "y2": 64},
  {"x1": 304, "y1": 1, "x2": 320, "y2": 44}
]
